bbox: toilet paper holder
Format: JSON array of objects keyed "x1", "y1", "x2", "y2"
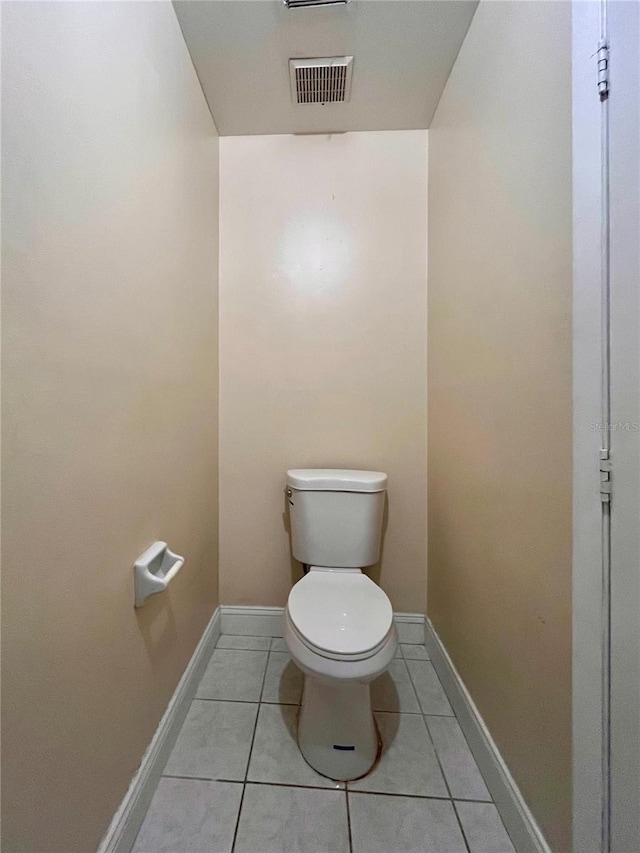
[{"x1": 134, "y1": 541, "x2": 185, "y2": 608}]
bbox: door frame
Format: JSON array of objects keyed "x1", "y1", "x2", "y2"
[
  {"x1": 572, "y1": 2, "x2": 639, "y2": 851},
  {"x1": 607, "y1": 1, "x2": 639, "y2": 850}
]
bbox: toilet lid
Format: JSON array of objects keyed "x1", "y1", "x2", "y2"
[{"x1": 287, "y1": 570, "x2": 393, "y2": 656}]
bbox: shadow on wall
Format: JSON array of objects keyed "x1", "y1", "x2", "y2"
[
  {"x1": 282, "y1": 488, "x2": 389, "y2": 587},
  {"x1": 136, "y1": 594, "x2": 178, "y2": 669}
]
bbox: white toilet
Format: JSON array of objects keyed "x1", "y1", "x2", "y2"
[{"x1": 284, "y1": 468, "x2": 397, "y2": 781}]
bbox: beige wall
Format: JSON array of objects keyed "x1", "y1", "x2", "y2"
[
  {"x1": 427, "y1": 2, "x2": 572, "y2": 850},
  {"x1": 219, "y1": 131, "x2": 427, "y2": 612},
  {"x1": 1, "y1": 3, "x2": 219, "y2": 850}
]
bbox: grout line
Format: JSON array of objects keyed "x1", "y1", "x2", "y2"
[
  {"x1": 232, "y1": 647, "x2": 270, "y2": 853},
  {"x1": 421, "y1": 712, "x2": 471, "y2": 853},
  {"x1": 217, "y1": 634, "x2": 281, "y2": 641},
  {"x1": 160, "y1": 773, "x2": 492, "y2": 805},
  {"x1": 396, "y1": 656, "x2": 422, "y2": 712},
  {"x1": 213, "y1": 643, "x2": 271, "y2": 655},
  {"x1": 404, "y1": 657, "x2": 455, "y2": 717},
  {"x1": 162, "y1": 774, "x2": 344, "y2": 792},
  {"x1": 258, "y1": 649, "x2": 272, "y2": 704},
  {"x1": 231, "y1": 779, "x2": 345, "y2": 793},
  {"x1": 244, "y1": 657, "x2": 269, "y2": 785},
  {"x1": 345, "y1": 787, "x2": 353, "y2": 853},
  {"x1": 345, "y1": 789, "x2": 485, "y2": 804},
  {"x1": 371, "y1": 709, "x2": 424, "y2": 715},
  {"x1": 421, "y1": 711, "x2": 457, "y2": 718},
  {"x1": 215, "y1": 644, "x2": 273, "y2": 652},
  {"x1": 404, "y1": 656, "x2": 427, "y2": 715},
  {"x1": 421, "y1": 715, "x2": 455, "y2": 800},
  {"x1": 214, "y1": 644, "x2": 291, "y2": 653},
  {"x1": 163, "y1": 773, "x2": 208, "y2": 782},
  {"x1": 163, "y1": 773, "x2": 241, "y2": 784},
  {"x1": 371, "y1": 708, "x2": 448, "y2": 718},
  {"x1": 452, "y1": 799, "x2": 517, "y2": 852},
  {"x1": 451, "y1": 799, "x2": 473, "y2": 853},
  {"x1": 193, "y1": 695, "x2": 301, "y2": 707},
  {"x1": 246, "y1": 652, "x2": 271, "y2": 778},
  {"x1": 193, "y1": 697, "x2": 260, "y2": 705},
  {"x1": 446, "y1": 796, "x2": 497, "y2": 804},
  {"x1": 216, "y1": 635, "x2": 274, "y2": 641},
  {"x1": 235, "y1": 778, "x2": 459, "y2": 800},
  {"x1": 422, "y1": 714, "x2": 494, "y2": 801},
  {"x1": 347, "y1": 787, "x2": 452, "y2": 802},
  {"x1": 230, "y1": 784, "x2": 246, "y2": 853}
]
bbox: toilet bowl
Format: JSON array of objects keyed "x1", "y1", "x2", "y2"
[
  {"x1": 285, "y1": 567, "x2": 397, "y2": 780},
  {"x1": 282, "y1": 467, "x2": 396, "y2": 781}
]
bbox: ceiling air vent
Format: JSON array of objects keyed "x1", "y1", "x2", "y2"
[{"x1": 289, "y1": 57, "x2": 354, "y2": 105}]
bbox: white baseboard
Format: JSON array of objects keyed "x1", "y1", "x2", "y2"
[
  {"x1": 220, "y1": 605, "x2": 426, "y2": 644},
  {"x1": 393, "y1": 612, "x2": 426, "y2": 644},
  {"x1": 97, "y1": 607, "x2": 221, "y2": 853},
  {"x1": 221, "y1": 605, "x2": 285, "y2": 637},
  {"x1": 425, "y1": 619, "x2": 551, "y2": 853}
]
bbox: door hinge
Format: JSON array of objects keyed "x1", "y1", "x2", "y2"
[
  {"x1": 600, "y1": 449, "x2": 612, "y2": 502},
  {"x1": 597, "y1": 40, "x2": 610, "y2": 99}
]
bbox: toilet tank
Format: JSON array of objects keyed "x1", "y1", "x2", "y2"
[{"x1": 286, "y1": 469, "x2": 387, "y2": 568}]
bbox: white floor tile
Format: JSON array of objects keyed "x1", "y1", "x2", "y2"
[
  {"x1": 133, "y1": 628, "x2": 503, "y2": 853},
  {"x1": 455, "y1": 801, "x2": 516, "y2": 852},
  {"x1": 247, "y1": 704, "x2": 344, "y2": 789},
  {"x1": 195, "y1": 649, "x2": 268, "y2": 702},
  {"x1": 401, "y1": 643, "x2": 429, "y2": 660},
  {"x1": 426, "y1": 716, "x2": 491, "y2": 801},
  {"x1": 216, "y1": 635, "x2": 271, "y2": 651},
  {"x1": 405, "y1": 659, "x2": 454, "y2": 715},
  {"x1": 349, "y1": 792, "x2": 467, "y2": 853},
  {"x1": 234, "y1": 784, "x2": 349, "y2": 853},
  {"x1": 371, "y1": 659, "x2": 421, "y2": 713},
  {"x1": 132, "y1": 777, "x2": 242, "y2": 853},
  {"x1": 164, "y1": 699, "x2": 257, "y2": 781},
  {"x1": 395, "y1": 621, "x2": 425, "y2": 645},
  {"x1": 349, "y1": 712, "x2": 448, "y2": 797},
  {"x1": 261, "y1": 652, "x2": 303, "y2": 704}
]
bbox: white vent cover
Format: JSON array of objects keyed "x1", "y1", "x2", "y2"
[{"x1": 289, "y1": 57, "x2": 354, "y2": 105}]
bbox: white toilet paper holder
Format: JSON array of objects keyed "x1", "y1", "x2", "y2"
[{"x1": 134, "y1": 541, "x2": 185, "y2": 608}]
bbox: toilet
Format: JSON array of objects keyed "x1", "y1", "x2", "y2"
[{"x1": 284, "y1": 468, "x2": 397, "y2": 781}]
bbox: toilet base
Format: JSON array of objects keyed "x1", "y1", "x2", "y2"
[{"x1": 297, "y1": 676, "x2": 380, "y2": 781}]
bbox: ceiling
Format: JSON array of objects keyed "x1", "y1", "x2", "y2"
[{"x1": 172, "y1": 0, "x2": 478, "y2": 136}]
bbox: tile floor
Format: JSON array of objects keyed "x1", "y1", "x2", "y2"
[{"x1": 133, "y1": 635, "x2": 516, "y2": 853}]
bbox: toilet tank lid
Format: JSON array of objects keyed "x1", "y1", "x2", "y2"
[{"x1": 286, "y1": 469, "x2": 387, "y2": 492}]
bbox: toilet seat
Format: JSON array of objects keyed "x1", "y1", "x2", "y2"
[
  {"x1": 288, "y1": 616, "x2": 394, "y2": 663},
  {"x1": 287, "y1": 569, "x2": 394, "y2": 660}
]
